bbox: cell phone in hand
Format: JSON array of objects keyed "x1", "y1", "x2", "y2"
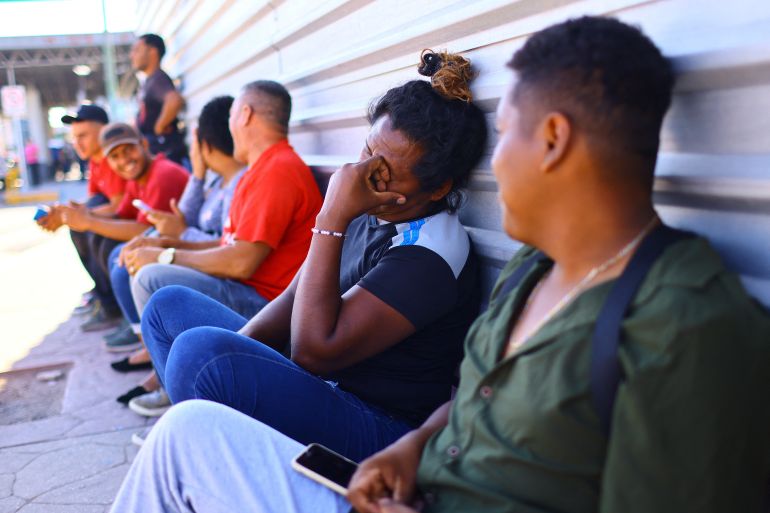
[
  {"x1": 132, "y1": 199, "x2": 153, "y2": 213},
  {"x1": 291, "y1": 443, "x2": 358, "y2": 496},
  {"x1": 33, "y1": 205, "x2": 50, "y2": 221}
]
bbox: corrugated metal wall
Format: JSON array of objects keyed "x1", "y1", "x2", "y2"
[{"x1": 136, "y1": 0, "x2": 770, "y2": 305}]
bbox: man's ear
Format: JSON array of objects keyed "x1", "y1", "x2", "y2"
[
  {"x1": 538, "y1": 111, "x2": 571, "y2": 173},
  {"x1": 141, "y1": 139, "x2": 150, "y2": 152},
  {"x1": 241, "y1": 104, "x2": 254, "y2": 127}
]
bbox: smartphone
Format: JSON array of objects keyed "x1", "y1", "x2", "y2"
[
  {"x1": 132, "y1": 199, "x2": 153, "y2": 213},
  {"x1": 291, "y1": 443, "x2": 358, "y2": 496},
  {"x1": 33, "y1": 205, "x2": 50, "y2": 221}
]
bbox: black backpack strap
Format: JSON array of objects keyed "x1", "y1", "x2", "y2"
[
  {"x1": 496, "y1": 251, "x2": 548, "y2": 301},
  {"x1": 591, "y1": 224, "x2": 694, "y2": 436}
]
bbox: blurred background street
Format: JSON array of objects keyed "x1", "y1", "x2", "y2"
[{"x1": 0, "y1": 182, "x2": 90, "y2": 372}]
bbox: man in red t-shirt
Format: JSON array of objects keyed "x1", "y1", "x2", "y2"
[
  {"x1": 125, "y1": 80, "x2": 321, "y2": 319},
  {"x1": 37, "y1": 105, "x2": 127, "y2": 320},
  {"x1": 60, "y1": 123, "x2": 188, "y2": 331}
]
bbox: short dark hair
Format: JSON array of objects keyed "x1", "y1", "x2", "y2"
[
  {"x1": 197, "y1": 96, "x2": 234, "y2": 156},
  {"x1": 140, "y1": 33, "x2": 166, "y2": 60},
  {"x1": 508, "y1": 16, "x2": 674, "y2": 168},
  {"x1": 368, "y1": 80, "x2": 487, "y2": 213},
  {"x1": 242, "y1": 80, "x2": 292, "y2": 134}
]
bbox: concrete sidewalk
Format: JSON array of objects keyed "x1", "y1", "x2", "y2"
[{"x1": 0, "y1": 184, "x2": 153, "y2": 512}]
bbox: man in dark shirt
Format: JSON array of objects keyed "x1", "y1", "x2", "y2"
[{"x1": 130, "y1": 33, "x2": 187, "y2": 166}]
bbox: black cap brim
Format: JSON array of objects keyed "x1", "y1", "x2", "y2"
[{"x1": 61, "y1": 106, "x2": 109, "y2": 125}]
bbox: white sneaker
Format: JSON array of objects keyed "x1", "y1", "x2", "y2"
[
  {"x1": 128, "y1": 388, "x2": 171, "y2": 417},
  {"x1": 131, "y1": 426, "x2": 153, "y2": 447}
]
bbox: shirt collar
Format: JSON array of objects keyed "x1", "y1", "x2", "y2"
[
  {"x1": 499, "y1": 236, "x2": 724, "y2": 359},
  {"x1": 249, "y1": 139, "x2": 290, "y2": 174}
]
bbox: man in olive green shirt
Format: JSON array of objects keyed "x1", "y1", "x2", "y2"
[
  {"x1": 108, "y1": 16, "x2": 770, "y2": 513},
  {"x1": 409, "y1": 239, "x2": 770, "y2": 513}
]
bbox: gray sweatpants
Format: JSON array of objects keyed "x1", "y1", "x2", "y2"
[{"x1": 110, "y1": 400, "x2": 351, "y2": 513}]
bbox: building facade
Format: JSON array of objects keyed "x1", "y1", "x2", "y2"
[{"x1": 136, "y1": 0, "x2": 770, "y2": 305}]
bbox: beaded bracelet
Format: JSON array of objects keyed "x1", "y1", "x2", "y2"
[{"x1": 311, "y1": 227, "x2": 345, "y2": 238}]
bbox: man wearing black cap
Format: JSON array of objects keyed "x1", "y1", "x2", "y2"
[
  {"x1": 61, "y1": 105, "x2": 127, "y2": 216},
  {"x1": 37, "y1": 104, "x2": 128, "y2": 328},
  {"x1": 130, "y1": 34, "x2": 188, "y2": 166}
]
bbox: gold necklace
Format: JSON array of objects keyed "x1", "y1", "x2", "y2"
[{"x1": 507, "y1": 216, "x2": 660, "y2": 354}]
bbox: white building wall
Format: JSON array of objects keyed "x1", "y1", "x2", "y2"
[{"x1": 136, "y1": 0, "x2": 770, "y2": 305}]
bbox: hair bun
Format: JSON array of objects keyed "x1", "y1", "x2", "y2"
[
  {"x1": 418, "y1": 49, "x2": 475, "y2": 102},
  {"x1": 418, "y1": 51, "x2": 443, "y2": 77}
]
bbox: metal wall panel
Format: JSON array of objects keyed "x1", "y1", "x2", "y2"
[{"x1": 136, "y1": 0, "x2": 770, "y2": 305}]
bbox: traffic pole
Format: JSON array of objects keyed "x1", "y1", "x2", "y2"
[{"x1": 6, "y1": 66, "x2": 29, "y2": 191}]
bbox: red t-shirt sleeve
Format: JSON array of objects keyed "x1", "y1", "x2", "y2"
[
  {"x1": 87, "y1": 176, "x2": 97, "y2": 196},
  {"x1": 233, "y1": 167, "x2": 302, "y2": 248}
]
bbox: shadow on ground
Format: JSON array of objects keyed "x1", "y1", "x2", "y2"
[{"x1": 0, "y1": 314, "x2": 155, "y2": 513}]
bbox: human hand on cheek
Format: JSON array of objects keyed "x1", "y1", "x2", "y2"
[{"x1": 317, "y1": 155, "x2": 405, "y2": 231}]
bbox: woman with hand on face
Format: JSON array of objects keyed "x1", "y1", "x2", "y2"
[
  {"x1": 136, "y1": 50, "x2": 488, "y2": 460},
  {"x1": 105, "y1": 96, "x2": 245, "y2": 411}
]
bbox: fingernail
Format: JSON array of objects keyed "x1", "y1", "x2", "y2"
[{"x1": 397, "y1": 197, "x2": 406, "y2": 204}]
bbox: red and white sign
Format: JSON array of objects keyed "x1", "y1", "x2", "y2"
[{"x1": 1, "y1": 86, "x2": 27, "y2": 117}]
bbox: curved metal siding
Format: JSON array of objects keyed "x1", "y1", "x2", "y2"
[{"x1": 137, "y1": 0, "x2": 770, "y2": 305}]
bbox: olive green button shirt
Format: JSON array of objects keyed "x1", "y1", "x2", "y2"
[{"x1": 416, "y1": 237, "x2": 770, "y2": 513}]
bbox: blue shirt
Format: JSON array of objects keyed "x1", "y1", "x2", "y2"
[{"x1": 177, "y1": 169, "x2": 245, "y2": 242}]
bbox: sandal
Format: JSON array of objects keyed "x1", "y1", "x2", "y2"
[{"x1": 110, "y1": 357, "x2": 153, "y2": 373}]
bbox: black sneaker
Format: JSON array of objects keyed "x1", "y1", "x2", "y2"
[
  {"x1": 103, "y1": 325, "x2": 142, "y2": 352},
  {"x1": 80, "y1": 302, "x2": 122, "y2": 332},
  {"x1": 73, "y1": 294, "x2": 97, "y2": 316},
  {"x1": 103, "y1": 321, "x2": 129, "y2": 342}
]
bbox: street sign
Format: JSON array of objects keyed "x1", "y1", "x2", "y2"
[{"x1": 1, "y1": 86, "x2": 27, "y2": 117}]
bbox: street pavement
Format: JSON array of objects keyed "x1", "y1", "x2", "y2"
[{"x1": 0, "y1": 182, "x2": 153, "y2": 512}]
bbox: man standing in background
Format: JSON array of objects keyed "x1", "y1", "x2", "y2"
[{"x1": 130, "y1": 33, "x2": 188, "y2": 166}]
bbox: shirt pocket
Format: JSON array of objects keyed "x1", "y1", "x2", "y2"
[{"x1": 482, "y1": 340, "x2": 604, "y2": 469}]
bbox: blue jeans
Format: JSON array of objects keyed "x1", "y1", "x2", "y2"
[
  {"x1": 130, "y1": 263, "x2": 268, "y2": 319},
  {"x1": 108, "y1": 243, "x2": 140, "y2": 324},
  {"x1": 142, "y1": 286, "x2": 412, "y2": 461}
]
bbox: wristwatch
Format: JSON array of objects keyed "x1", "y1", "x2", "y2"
[{"x1": 157, "y1": 247, "x2": 176, "y2": 265}]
